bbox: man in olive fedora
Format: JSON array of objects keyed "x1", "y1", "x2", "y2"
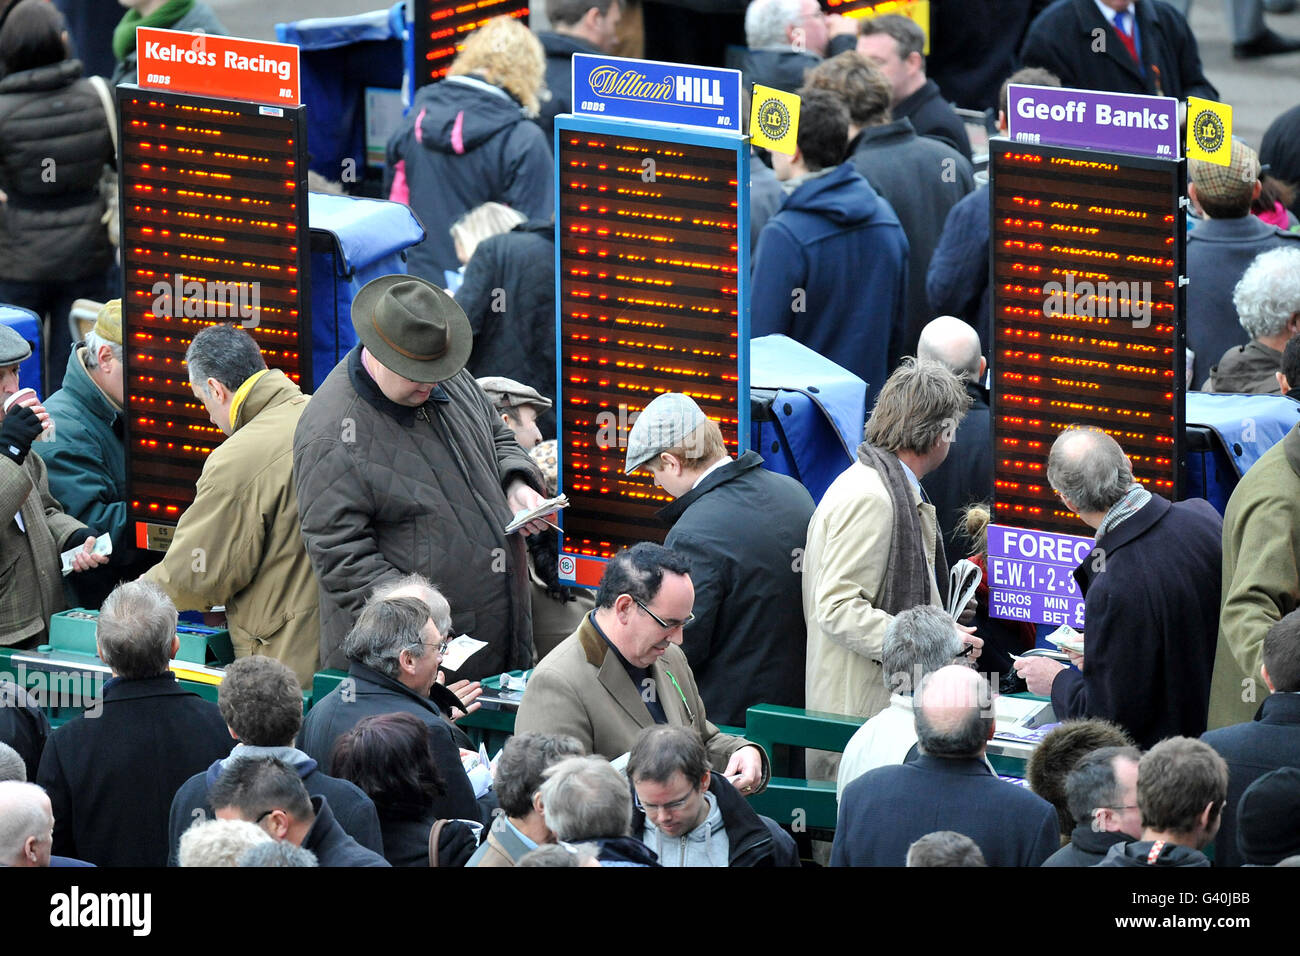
[{"x1": 292, "y1": 275, "x2": 553, "y2": 679}]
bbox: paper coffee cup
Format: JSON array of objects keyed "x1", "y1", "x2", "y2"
[{"x1": 2, "y1": 387, "x2": 53, "y2": 441}]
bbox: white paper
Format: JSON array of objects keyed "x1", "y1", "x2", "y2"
[
  {"x1": 439, "y1": 634, "x2": 487, "y2": 673},
  {"x1": 60, "y1": 531, "x2": 112, "y2": 576}
]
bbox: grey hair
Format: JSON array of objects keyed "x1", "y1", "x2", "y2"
[
  {"x1": 0, "y1": 781, "x2": 50, "y2": 864},
  {"x1": 1046, "y1": 426, "x2": 1133, "y2": 514},
  {"x1": 1233, "y1": 247, "x2": 1300, "y2": 340},
  {"x1": 537, "y1": 755, "x2": 632, "y2": 842},
  {"x1": 1065, "y1": 746, "x2": 1142, "y2": 827},
  {"x1": 882, "y1": 605, "x2": 962, "y2": 694},
  {"x1": 341, "y1": 596, "x2": 435, "y2": 679},
  {"x1": 238, "y1": 840, "x2": 319, "y2": 867},
  {"x1": 745, "y1": 0, "x2": 803, "y2": 48},
  {"x1": 98, "y1": 580, "x2": 177, "y2": 679},
  {"x1": 450, "y1": 202, "x2": 526, "y2": 263},
  {"x1": 906, "y1": 830, "x2": 987, "y2": 867},
  {"x1": 370, "y1": 573, "x2": 453, "y2": 639},
  {"x1": 0, "y1": 742, "x2": 26, "y2": 782},
  {"x1": 864, "y1": 358, "x2": 973, "y2": 454},
  {"x1": 178, "y1": 818, "x2": 271, "y2": 867},
  {"x1": 82, "y1": 329, "x2": 123, "y2": 369}
]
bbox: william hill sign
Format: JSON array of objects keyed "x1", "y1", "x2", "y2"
[{"x1": 572, "y1": 54, "x2": 741, "y2": 131}]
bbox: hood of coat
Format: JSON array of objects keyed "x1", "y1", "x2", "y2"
[
  {"x1": 0, "y1": 59, "x2": 83, "y2": 95},
  {"x1": 411, "y1": 76, "x2": 529, "y2": 155},
  {"x1": 780, "y1": 162, "x2": 882, "y2": 227},
  {"x1": 1099, "y1": 839, "x2": 1210, "y2": 867},
  {"x1": 204, "y1": 744, "x2": 317, "y2": 788},
  {"x1": 640, "y1": 790, "x2": 729, "y2": 866}
]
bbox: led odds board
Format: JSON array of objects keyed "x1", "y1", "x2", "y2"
[
  {"x1": 119, "y1": 88, "x2": 310, "y2": 551},
  {"x1": 986, "y1": 138, "x2": 1185, "y2": 625},
  {"x1": 410, "y1": 0, "x2": 529, "y2": 89},
  {"x1": 555, "y1": 115, "x2": 748, "y2": 587}
]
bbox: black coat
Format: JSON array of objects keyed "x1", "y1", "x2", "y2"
[
  {"x1": 831, "y1": 754, "x2": 1059, "y2": 866},
  {"x1": 922, "y1": 382, "x2": 992, "y2": 558},
  {"x1": 0, "y1": 679, "x2": 49, "y2": 782},
  {"x1": 1052, "y1": 495, "x2": 1223, "y2": 750},
  {"x1": 0, "y1": 59, "x2": 113, "y2": 283},
  {"x1": 301, "y1": 796, "x2": 390, "y2": 867},
  {"x1": 1020, "y1": 0, "x2": 1217, "y2": 100},
  {"x1": 166, "y1": 750, "x2": 384, "y2": 866},
  {"x1": 1261, "y1": 105, "x2": 1300, "y2": 219},
  {"x1": 660, "y1": 452, "x2": 815, "y2": 726},
  {"x1": 927, "y1": 0, "x2": 1054, "y2": 111},
  {"x1": 1041, "y1": 825, "x2": 1131, "y2": 866},
  {"x1": 386, "y1": 77, "x2": 553, "y2": 281},
  {"x1": 380, "y1": 814, "x2": 478, "y2": 867},
  {"x1": 536, "y1": 32, "x2": 600, "y2": 149},
  {"x1": 927, "y1": 184, "x2": 992, "y2": 357},
  {"x1": 457, "y1": 219, "x2": 557, "y2": 436},
  {"x1": 630, "y1": 773, "x2": 800, "y2": 867},
  {"x1": 1202, "y1": 692, "x2": 1300, "y2": 868},
  {"x1": 738, "y1": 49, "x2": 821, "y2": 95},
  {"x1": 298, "y1": 662, "x2": 486, "y2": 825},
  {"x1": 849, "y1": 118, "x2": 975, "y2": 361},
  {"x1": 35, "y1": 674, "x2": 235, "y2": 867},
  {"x1": 892, "y1": 80, "x2": 971, "y2": 162}
]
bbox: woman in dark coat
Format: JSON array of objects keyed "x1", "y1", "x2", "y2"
[
  {"x1": 0, "y1": 0, "x2": 114, "y2": 392},
  {"x1": 332, "y1": 713, "x2": 480, "y2": 867}
]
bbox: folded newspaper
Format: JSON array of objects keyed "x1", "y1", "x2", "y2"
[
  {"x1": 945, "y1": 558, "x2": 982, "y2": 619},
  {"x1": 504, "y1": 493, "x2": 569, "y2": 534},
  {"x1": 60, "y1": 532, "x2": 112, "y2": 576}
]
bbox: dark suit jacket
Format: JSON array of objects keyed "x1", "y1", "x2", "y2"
[
  {"x1": 1202, "y1": 692, "x2": 1300, "y2": 868},
  {"x1": 0, "y1": 679, "x2": 49, "y2": 781},
  {"x1": 302, "y1": 796, "x2": 390, "y2": 867},
  {"x1": 1020, "y1": 0, "x2": 1218, "y2": 100},
  {"x1": 297, "y1": 662, "x2": 485, "y2": 824},
  {"x1": 831, "y1": 754, "x2": 1059, "y2": 866},
  {"x1": 1052, "y1": 495, "x2": 1223, "y2": 749},
  {"x1": 35, "y1": 674, "x2": 234, "y2": 867}
]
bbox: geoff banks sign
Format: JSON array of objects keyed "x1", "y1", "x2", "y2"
[
  {"x1": 1006, "y1": 84, "x2": 1179, "y2": 160},
  {"x1": 136, "y1": 28, "x2": 300, "y2": 106}
]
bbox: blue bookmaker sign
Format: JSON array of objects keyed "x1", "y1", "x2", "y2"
[{"x1": 571, "y1": 53, "x2": 742, "y2": 131}]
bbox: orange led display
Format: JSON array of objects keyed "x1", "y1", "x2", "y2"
[
  {"x1": 412, "y1": 0, "x2": 529, "y2": 88},
  {"x1": 119, "y1": 89, "x2": 310, "y2": 548},
  {"x1": 557, "y1": 126, "x2": 742, "y2": 565},
  {"x1": 990, "y1": 140, "x2": 1184, "y2": 536}
]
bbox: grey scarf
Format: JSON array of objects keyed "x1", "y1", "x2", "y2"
[{"x1": 856, "y1": 443, "x2": 949, "y2": 613}]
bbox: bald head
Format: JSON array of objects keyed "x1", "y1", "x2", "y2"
[
  {"x1": 917, "y1": 316, "x2": 984, "y2": 382},
  {"x1": 0, "y1": 781, "x2": 53, "y2": 867},
  {"x1": 1046, "y1": 427, "x2": 1133, "y2": 519},
  {"x1": 915, "y1": 665, "x2": 993, "y2": 758}
]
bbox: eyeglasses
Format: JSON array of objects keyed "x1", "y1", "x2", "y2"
[
  {"x1": 254, "y1": 808, "x2": 278, "y2": 825},
  {"x1": 633, "y1": 598, "x2": 694, "y2": 631},
  {"x1": 419, "y1": 639, "x2": 451, "y2": 655},
  {"x1": 634, "y1": 789, "x2": 698, "y2": 814}
]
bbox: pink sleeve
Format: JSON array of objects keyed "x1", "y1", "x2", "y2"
[{"x1": 389, "y1": 159, "x2": 409, "y2": 205}]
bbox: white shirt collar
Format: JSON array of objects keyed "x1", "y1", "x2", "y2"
[
  {"x1": 690, "y1": 457, "x2": 730, "y2": 491},
  {"x1": 898, "y1": 458, "x2": 922, "y2": 493},
  {"x1": 1094, "y1": 0, "x2": 1133, "y2": 26}
]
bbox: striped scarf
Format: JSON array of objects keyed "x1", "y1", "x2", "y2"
[{"x1": 1095, "y1": 483, "x2": 1151, "y2": 541}]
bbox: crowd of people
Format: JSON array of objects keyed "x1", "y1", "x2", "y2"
[{"x1": 1, "y1": 0, "x2": 1300, "y2": 868}]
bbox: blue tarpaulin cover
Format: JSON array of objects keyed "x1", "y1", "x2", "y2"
[
  {"x1": 1185, "y1": 391, "x2": 1300, "y2": 512},
  {"x1": 308, "y1": 192, "x2": 425, "y2": 386},
  {"x1": 0, "y1": 305, "x2": 43, "y2": 396},
  {"x1": 750, "y1": 334, "x2": 867, "y2": 503}
]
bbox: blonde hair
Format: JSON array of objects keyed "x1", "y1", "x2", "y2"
[
  {"x1": 450, "y1": 201, "x2": 527, "y2": 263},
  {"x1": 449, "y1": 17, "x2": 546, "y2": 116},
  {"x1": 864, "y1": 358, "x2": 972, "y2": 455}
]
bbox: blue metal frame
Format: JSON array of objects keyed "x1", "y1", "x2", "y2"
[{"x1": 553, "y1": 114, "x2": 750, "y2": 586}]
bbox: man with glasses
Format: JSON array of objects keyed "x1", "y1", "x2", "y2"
[
  {"x1": 210, "y1": 757, "x2": 388, "y2": 868},
  {"x1": 299, "y1": 595, "x2": 490, "y2": 824},
  {"x1": 628, "y1": 726, "x2": 798, "y2": 867},
  {"x1": 516, "y1": 543, "x2": 769, "y2": 795}
]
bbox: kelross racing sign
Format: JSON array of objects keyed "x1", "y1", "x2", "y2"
[{"x1": 136, "y1": 27, "x2": 300, "y2": 107}]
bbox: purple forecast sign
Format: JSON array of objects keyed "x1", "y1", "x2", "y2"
[
  {"x1": 986, "y1": 523, "x2": 1091, "y2": 628},
  {"x1": 1006, "y1": 84, "x2": 1179, "y2": 160}
]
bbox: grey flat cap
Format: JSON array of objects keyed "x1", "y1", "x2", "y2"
[
  {"x1": 476, "y1": 376, "x2": 553, "y2": 411},
  {"x1": 624, "y1": 392, "x2": 707, "y2": 474},
  {"x1": 0, "y1": 324, "x2": 33, "y2": 366}
]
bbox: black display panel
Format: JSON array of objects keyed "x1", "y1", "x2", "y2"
[
  {"x1": 556, "y1": 121, "x2": 745, "y2": 584},
  {"x1": 118, "y1": 88, "x2": 310, "y2": 551},
  {"x1": 990, "y1": 140, "x2": 1184, "y2": 536},
  {"x1": 411, "y1": 0, "x2": 530, "y2": 89}
]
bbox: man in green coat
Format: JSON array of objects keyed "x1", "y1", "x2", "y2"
[{"x1": 1208, "y1": 422, "x2": 1300, "y2": 728}]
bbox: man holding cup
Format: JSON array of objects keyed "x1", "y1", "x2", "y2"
[{"x1": 0, "y1": 324, "x2": 108, "y2": 646}]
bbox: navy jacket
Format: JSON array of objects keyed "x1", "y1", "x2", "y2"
[
  {"x1": 301, "y1": 796, "x2": 390, "y2": 867},
  {"x1": 35, "y1": 674, "x2": 234, "y2": 867},
  {"x1": 738, "y1": 48, "x2": 821, "y2": 94},
  {"x1": 751, "y1": 163, "x2": 908, "y2": 405},
  {"x1": 847, "y1": 118, "x2": 974, "y2": 361},
  {"x1": 832, "y1": 754, "x2": 1059, "y2": 866},
  {"x1": 927, "y1": 183, "x2": 992, "y2": 357},
  {"x1": 536, "y1": 32, "x2": 599, "y2": 149},
  {"x1": 921, "y1": 381, "x2": 992, "y2": 559},
  {"x1": 387, "y1": 76, "x2": 553, "y2": 281},
  {"x1": 298, "y1": 662, "x2": 487, "y2": 825},
  {"x1": 1042, "y1": 825, "x2": 1131, "y2": 866},
  {"x1": 927, "y1": 0, "x2": 1053, "y2": 111},
  {"x1": 1186, "y1": 217, "x2": 1300, "y2": 387},
  {"x1": 660, "y1": 451, "x2": 815, "y2": 726},
  {"x1": 167, "y1": 748, "x2": 384, "y2": 866},
  {"x1": 1020, "y1": 0, "x2": 1218, "y2": 100},
  {"x1": 892, "y1": 79, "x2": 971, "y2": 161},
  {"x1": 0, "y1": 679, "x2": 49, "y2": 782},
  {"x1": 1052, "y1": 495, "x2": 1223, "y2": 750},
  {"x1": 1202, "y1": 692, "x2": 1300, "y2": 868}
]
